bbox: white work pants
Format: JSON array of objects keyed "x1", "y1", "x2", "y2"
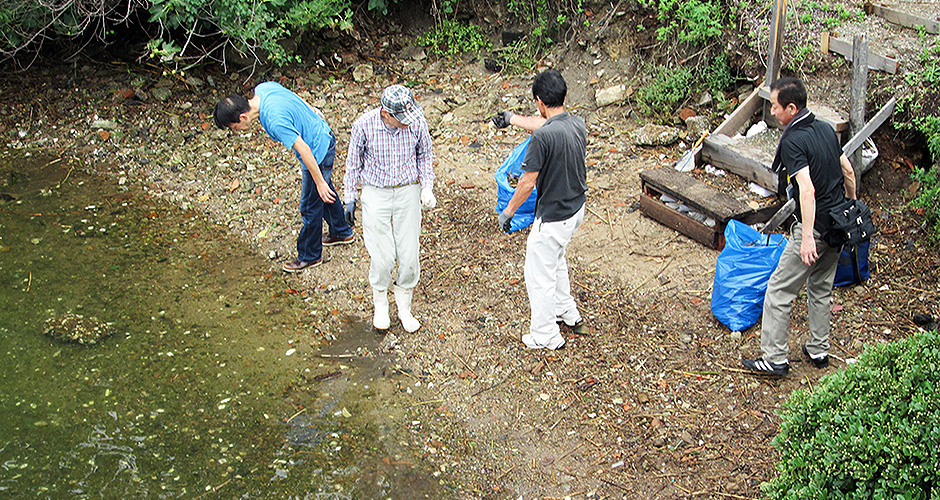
[
  {"x1": 361, "y1": 184, "x2": 421, "y2": 292},
  {"x1": 524, "y1": 205, "x2": 585, "y2": 345}
]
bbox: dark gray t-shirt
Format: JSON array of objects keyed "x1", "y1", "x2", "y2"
[{"x1": 521, "y1": 112, "x2": 588, "y2": 222}]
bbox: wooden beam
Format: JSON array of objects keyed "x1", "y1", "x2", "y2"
[
  {"x1": 764, "y1": 0, "x2": 788, "y2": 124},
  {"x1": 713, "y1": 86, "x2": 764, "y2": 138},
  {"x1": 843, "y1": 97, "x2": 896, "y2": 173},
  {"x1": 864, "y1": 2, "x2": 939, "y2": 35},
  {"x1": 849, "y1": 35, "x2": 870, "y2": 188},
  {"x1": 820, "y1": 32, "x2": 899, "y2": 74},
  {"x1": 639, "y1": 193, "x2": 722, "y2": 249},
  {"x1": 765, "y1": 0, "x2": 788, "y2": 85},
  {"x1": 702, "y1": 134, "x2": 778, "y2": 192}
]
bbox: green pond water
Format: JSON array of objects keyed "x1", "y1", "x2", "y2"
[{"x1": 0, "y1": 150, "x2": 450, "y2": 499}]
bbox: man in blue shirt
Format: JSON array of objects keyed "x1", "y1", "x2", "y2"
[{"x1": 214, "y1": 82, "x2": 354, "y2": 272}]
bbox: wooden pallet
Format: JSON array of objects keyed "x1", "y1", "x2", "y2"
[{"x1": 639, "y1": 167, "x2": 779, "y2": 249}]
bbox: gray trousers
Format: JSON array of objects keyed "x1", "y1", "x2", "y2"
[{"x1": 760, "y1": 222, "x2": 842, "y2": 364}]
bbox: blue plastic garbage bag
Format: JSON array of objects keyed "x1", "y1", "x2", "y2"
[
  {"x1": 711, "y1": 220, "x2": 787, "y2": 332},
  {"x1": 495, "y1": 136, "x2": 537, "y2": 232}
]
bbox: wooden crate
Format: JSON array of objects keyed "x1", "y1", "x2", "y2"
[{"x1": 639, "y1": 167, "x2": 775, "y2": 249}]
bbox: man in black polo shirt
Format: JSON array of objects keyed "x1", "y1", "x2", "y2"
[
  {"x1": 493, "y1": 69, "x2": 588, "y2": 350},
  {"x1": 743, "y1": 77, "x2": 857, "y2": 376}
]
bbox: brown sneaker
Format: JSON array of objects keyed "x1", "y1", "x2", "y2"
[
  {"x1": 322, "y1": 233, "x2": 355, "y2": 246},
  {"x1": 282, "y1": 259, "x2": 322, "y2": 273}
]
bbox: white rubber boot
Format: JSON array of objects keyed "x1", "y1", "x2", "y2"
[
  {"x1": 393, "y1": 285, "x2": 420, "y2": 333},
  {"x1": 372, "y1": 288, "x2": 390, "y2": 330}
]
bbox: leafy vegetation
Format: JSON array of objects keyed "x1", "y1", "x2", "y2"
[
  {"x1": 895, "y1": 35, "x2": 940, "y2": 242},
  {"x1": 640, "y1": 0, "x2": 724, "y2": 45},
  {"x1": 764, "y1": 330, "x2": 940, "y2": 499},
  {"x1": 912, "y1": 166, "x2": 940, "y2": 242},
  {"x1": 637, "y1": 65, "x2": 694, "y2": 119},
  {"x1": 703, "y1": 53, "x2": 733, "y2": 95},
  {"x1": 0, "y1": 0, "x2": 354, "y2": 69},
  {"x1": 792, "y1": 0, "x2": 863, "y2": 31},
  {"x1": 417, "y1": 19, "x2": 490, "y2": 58}
]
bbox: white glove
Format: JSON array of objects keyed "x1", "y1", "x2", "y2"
[{"x1": 421, "y1": 187, "x2": 436, "y2": 210}]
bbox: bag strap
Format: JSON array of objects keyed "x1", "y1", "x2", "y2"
[{"x1": 850, "y1": 246, "x2": 861, "y2": 285}]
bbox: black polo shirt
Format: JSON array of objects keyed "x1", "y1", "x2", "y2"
[
  {"x1": 779, "y1": 114, "x2": 845, "y2": 234},
  {"x1": 521, "y1": 112, "x2": 588, "y2": 222}
]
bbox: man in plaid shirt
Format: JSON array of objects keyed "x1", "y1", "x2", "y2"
[{"x1": 343, "y1": 85, "x2": 436, "y2": 333}]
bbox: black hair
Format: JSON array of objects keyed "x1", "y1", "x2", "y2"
[
  {"x1": 532, "y1": 69, "x2": 567, "y2": 108},
  {"x1": 213, "y1": 94, "x2": 250, "y2": 129},
  {"x1": 770, "y1": 77, "x2": 807, "y2": 110}
]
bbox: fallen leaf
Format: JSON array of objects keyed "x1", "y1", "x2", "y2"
[
  {"x1": 98, "y1": 130, "x2": 110, "y2": 141},
  {"x1": 198, "y1": 194, "x2": 210, "y2": 202},
  {"x1": 230, "y1": 179, "x2": 240, "y2": 191}
]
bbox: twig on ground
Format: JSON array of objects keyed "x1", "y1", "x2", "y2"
[{"x1": 286, "y1": 407, "x2": 306, "y2": 423}]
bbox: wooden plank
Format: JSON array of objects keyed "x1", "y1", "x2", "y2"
[
  {"x1": 765, "y1": 0, "x2": 788, "y2": 93},
  {"x1": 865, "y1": 2, "x2": 939, "y2": 34},
  {"x1": 702, "y1": 134, "x2": 778, "y2": 192},
  {"x1": 843, "y1": 97, "x2": 896, "y2": 174},
  {"x1": 639, "y1": 193, "x2": 721, "y2": 249},
  {"x1": 850, "y1": 35, "x2": 870, "y2": 188},
  {"x1": 820, "y1": 32, "x2": 899, "y2": 74},
  {"x1": 714, "y1": 85, "x2": 764, "y2": 138},
  {"x1": 639, "y1": 167, "x2": 753, "y2": 221},
  {"x1": 764, "y1": 0, "x2": 789, "y2": 124},
  {"x1": 737, "y1": 199, "x2": 787, "y2": 226}
]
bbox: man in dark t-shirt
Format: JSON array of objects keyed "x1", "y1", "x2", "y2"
[
  {"x1": 743, "y1": 77, "x2": 857, "y2": 376},
  {"x1": 493, "y1": 69, "x2": 588, "y2": 350}
]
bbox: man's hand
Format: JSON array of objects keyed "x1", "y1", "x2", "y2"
[
  {"x1": 492, "y1": 111, "x2": 514, "y2": 129},
  {"x1": 345, "y1": 200, "x2": 357, "y2": 227},
  {"x1": 800, "y1": 234, "x2": 818, "y2": 266},
  {"x1": 498, "y1": 210, "x2": 513, "y2": 233},
  {"x1": 421, "y1": 187, "x2": 436, "y2": 210},
  {"x1": 316, "y1": 181, "x2": 337, "y2": 203}
]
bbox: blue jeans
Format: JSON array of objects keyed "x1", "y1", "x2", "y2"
[{"x1": 297, "y1": 139, "x2": 352, "y2": 263}]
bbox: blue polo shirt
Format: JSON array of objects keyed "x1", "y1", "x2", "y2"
[{"x1": 255, "y1": 82, "x2": 334, "y2": 170}]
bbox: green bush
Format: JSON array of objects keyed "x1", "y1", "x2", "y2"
[
  {"x1": 148, "y1": 0, "x2": 353, "y2": 67},
  {"x1": 898, "y1": 36, "x2": 940, "y2": 161},
  {"x1": 637, "y1": 65, "x2": 694, "y2": 119},
  {"x1": 416, "y1": 19, "x2": 490, "y2": 58},
  {"x1": 641, "y1": 0, "x2": 724, "y2": 45},
  {"x1": 764, "y1": 330, "x2": 940, "y2": 499},
  {"x1": 703, "y1": 52, "x2": 733, "y2": 94},
  {"x1": 0, "y1": 0, "x2": 353, "y2": 67},
  {"x1": 912, "y1": 166, "x2": 940, "y2": 243}
]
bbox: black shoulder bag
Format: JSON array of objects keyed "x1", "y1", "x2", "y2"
[{"x1": 825, "y1": 198, "x2": 876, "y2": 248}]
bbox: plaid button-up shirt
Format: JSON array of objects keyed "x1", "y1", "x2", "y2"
[{"x1": 343, "y1": 108, "x2": 434, "y2": 203}]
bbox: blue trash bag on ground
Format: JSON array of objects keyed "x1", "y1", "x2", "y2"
[
  {"x1": 833, "y1": 240, "x2": 870, "y2": 287},
  {"x1": 711, "y1": 219, "x2": 787, "y2": 332},
  {"x1": 495, "y1": 136, "x2": 537, "y2": 232}
]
